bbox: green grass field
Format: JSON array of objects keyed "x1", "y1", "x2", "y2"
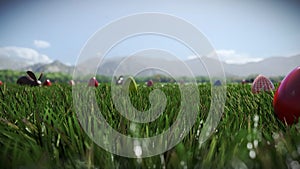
[{"x1": 0, "y1": 83, "x2": 299, "y2": 169}]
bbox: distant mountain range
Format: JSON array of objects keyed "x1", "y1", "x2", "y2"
[
  {"x1": 1, "y1": 55, "x2": 299, "y2": 77},
  {"x1": 223, "y1": 55, "x2": 300, "y2": 77},
  {"x1": 25, "y1": 60, "x2": 75, "y2": 75}
]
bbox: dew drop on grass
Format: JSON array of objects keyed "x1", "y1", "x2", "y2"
[
  {"x1": 134, "y1": 145, "x2": 142, "y2": 157},
  {"x1": 199, "y1": 120, "x2": 203, "y2": 124},
  {"x1": 253, "y1": 115, "x2": 259, "y2": 123},
  {"x1": 247, "y1": 142, "x2": 253, "y2": 150},
  {"x1": 196, "y1": 129, "x2": 200, "y2": 137},
  {"x1": 134, "y1": 140, "x2": 142, "y2": 157},
  {"x1": 111, "y1": 154, "x2": 114, "y2": 162},
  {"x1": 249, "y1": 150, "x2": 256, "y2": 159},
  {"x1": 253, "y1": 140, "x2": 258, "y2": 148}
]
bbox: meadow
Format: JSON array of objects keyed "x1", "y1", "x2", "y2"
[{"x1": 0, "y1": 83, "x2": 299, "y2": 169}]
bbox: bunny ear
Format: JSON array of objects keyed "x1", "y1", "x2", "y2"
[
  {"x1": 38, "y1": 73, "x2": 43, "y2": 80},
  {"x1": 27, "y1": 71, "x2": 37, "y2": 81}
]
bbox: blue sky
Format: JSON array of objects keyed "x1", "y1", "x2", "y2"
[{"x1": 0, "y1": 0, "x2": 300, "y2": 66}]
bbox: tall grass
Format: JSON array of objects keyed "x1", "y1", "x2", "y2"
[{"x1": 0, "y1": 83, "x2": 299, "y2": 169}]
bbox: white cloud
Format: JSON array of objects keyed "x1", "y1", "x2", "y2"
[
  {"x1": 216, "y1": 50, "x2": 263, "y2": 64},
  {"x1": 0, "y1": 46, "x2": 52, "y2": 65},
  {"x1": 33, "y1": 40, "x2": 51, "y2": 48}
]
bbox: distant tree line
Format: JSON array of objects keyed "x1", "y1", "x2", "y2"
[{"x1": 0, "y1": 70, "x2": 284, "y2": 84}]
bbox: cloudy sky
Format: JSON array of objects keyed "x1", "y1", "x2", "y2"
[{"x1": 0, "y1": 0, "x2": 300, "y2": 66}]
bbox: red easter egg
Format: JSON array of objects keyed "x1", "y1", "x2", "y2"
[
  {"x1": 88, "y1": 77, "x2": 98, "y2": 87},
  {"x1": 273, "y1": 67, "x2": 300, "y2": 125},
  {"x1": 241, "y1": 79, "x2": 247, "y2": 85},
  {"x1": 43, "y1": 79, "x2": 52, "y2": 86},
  {"x1": 69, "y1": 80, "x2": 75, "y2": 85},
  {"x1": 251, "y1": 75, "x2": 274, "y2": 94},
  {"x1": 147, "y1": 80, "x2": 153, "y2": 87},
  {"x1": 0, "y1": 80, "x2": 3, "y2": 85}
]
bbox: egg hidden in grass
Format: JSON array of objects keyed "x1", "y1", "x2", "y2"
[
  {"x1": 88, "y1": 77, "x2": 98, "y2": 87},
  {"x1": 147, "y1": 80, "x2": 153, "y2": 87},
  {"x1": 251, "y1": 75, "x2": 274, "y2": 94},
  {"x1": 124, "y1": 76, "x2": 137, "y2": 93},
  {"x1": 69, "y1": 80, "x2": 75, "y2": 85},
  {"x1": 43, "y1": 79, "x2": 52, "y2": 86},
  {"x1": 273, "y1": 66, "x2": 300, "y2": 125}
]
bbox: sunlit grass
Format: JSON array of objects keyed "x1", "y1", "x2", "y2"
[{"x1": 0, "y1": 83, "x2": 299, "y2": 168}]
